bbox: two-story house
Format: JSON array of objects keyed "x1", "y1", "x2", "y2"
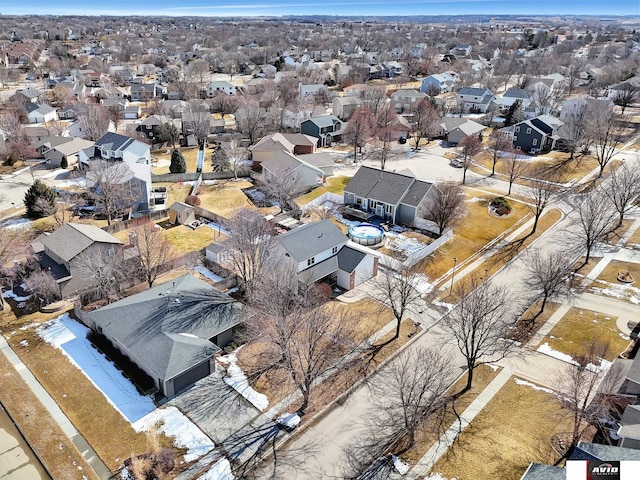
[
  {"x1": 250, "y1": 132, "x2": 317, "y2": 167},
  {"x1": 421, "y1": 72, "x2": 457, "y2": 95},
  {"x1": 205, "y1": 81, "x2": 236, "y2": 98},
  {"x1": 390, "y1": 89, "x2": 427, "y2": 113},
  {"x1": 135, "y1": 115, "x2": 167, "y2": 142},
  {"x1": 30, "y1": 223, "x2": 124, "y2": 298},
  {"x1": 300, "y1": 115, "x2": 345, "y2": 148},
  {"x1": 457, "y1": 87, "x2": 495, "y2": 113},
  {"x1": 500, "y1": 114, "x2": 565, "y2": 154},
  {"x1": 130, "y1": 83, "x2": 161, "y2": 102},
  {"x1": 78, "y1": 132, "x2": 152, "y2": 210},
  {"x1": 343, "y1": 166, "x2": 438, "y2": 227},
  {"x1": 276, "y1": 219, "x2": 379, "y2": 291},
  {"x1": 332, "y1": 96, "x2": 362, "y2": 121}
]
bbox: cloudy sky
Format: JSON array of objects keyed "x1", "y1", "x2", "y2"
[{"x1": 2, "y1": 0, "x2": 638, "y2": 16}]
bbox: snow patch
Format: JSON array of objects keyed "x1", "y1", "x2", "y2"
[
  {"x1": 2, "y1": 289, "x2": 32, "y2": 302},
  {"x1": 276, "y1": 413, "x2": 301, "y2": 429},
  {"x1": 537, "y1": 342, "x2": 612, "y2": 372},
  {"x1": 432, "y1": 300, "x2": 455, "y2": 311},
  {"x1": 486, "y1": 363, "x2": 499, "y2": 372},
  {"x1": 409, "y1": 274, "x2": 433, "y2": 295},
  {"x1": 0, "y1": 217, "x2": 32, "y2": 229},
  {"x1": 19, "y1": 340, "x2": 28, "y2": 347},
  {"x1": 132, "y1": 406, "x2": 215, "y2": 462},
  {"x1": 514, "y1": 378, "x2": 557, "y2": 396},
  {"x1": 218, "y1": 348, "x2": 269, "y2": 412},
  {"x1": 195, "y1": 266, "x2": 224, "y2": 283},
  {"x1": 385, "y1": 233, "x2": 427, "y2": 257},
  {"x1": 392, "y1": 455, "x2": 410, "y2": 475},
  {"x1": 197, "y1": 458, "x2": 235, "y2": 480},
  {"x1": 424, "y1": 473, "x2": 456, "y2": 480}
]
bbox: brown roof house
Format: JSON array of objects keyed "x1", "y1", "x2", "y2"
[
  {"x1": 83, "y1": 274, "x2": 242, "y2": 397},
  {"x1": 30, "y1": 223, "x2": 124, "y2": 298}
]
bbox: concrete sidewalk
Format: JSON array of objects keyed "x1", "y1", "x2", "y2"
[{"x1": 0, "y1": 332, "x2": 111, "y2": 479}]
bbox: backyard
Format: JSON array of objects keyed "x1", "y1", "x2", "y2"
[
  {"x1": 295, "y1": 176, "x2": 351, "y2": 205},
  {"x1": 151, "y1": 147, "x2": 216, "y2": 175}
]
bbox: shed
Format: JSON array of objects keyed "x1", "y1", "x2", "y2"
[{"x1": 169, "y1": 201, "x2": 196, "y2": 225}]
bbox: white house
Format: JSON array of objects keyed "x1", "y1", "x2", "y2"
[
  {"x1": 457, "y1": 87, "x2": 495, "y2": 113},
  {"x1": 205, "y1": 81, "x2": 236, "y2": 98},
  {"x1": 25, "y1": 103, "x2": 58, "y2": 124}
]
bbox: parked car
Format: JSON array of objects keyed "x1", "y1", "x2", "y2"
[
  {"x1": 398, "y1": 135, "x2": 407, "y2": 144},
  {"x1": 450, "y1": 158, "x2": 464, "y2": 168}
]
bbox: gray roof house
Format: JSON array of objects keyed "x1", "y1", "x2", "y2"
[
  {"x1": 300, "y1": 115, "x2": 345, "y2": 148},
  {"x1": 390, "y1": 89, "x2": 427, "y2": 113},
  {"x1": 421, "y1": 72, "x2": 456, "y2": 95},
  {"x1": 332, "y1": 96, "x2": 362, "y2": 121},
  {"x1": 440, "y1": 117, "x2": 486, "y2": 145},
  {"x1": 84, "y1": 274, "x2": 241, "y2": 398},
  {"x1": 500, "y1": 114, "x2": 565, "y2": 154},
  {"x1": 42, "y1": 137, "x2": 94, "y2": 169},
  {"x1": 343, "y1": 166, "x2": 437, "y2": 227},
  {"x1": 457, "y1": 87, "x2": 495, "y2": 113},
  {"x1": 261, "y1": 151, "x2": 327, "y2": 195},
  {"x1": 276, "y1": 219, "x2": 379, "y2": 291},
  {"x1": 30, "y1": 223, "x2": 124, "y2": 298}
]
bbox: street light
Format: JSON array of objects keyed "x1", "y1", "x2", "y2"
[{"x1": 449, "y1": 257, "x2": 458, "y2": 296}]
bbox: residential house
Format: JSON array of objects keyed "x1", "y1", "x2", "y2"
[
  {"x1": 130, "y1": 83, "x2": 160, "y2": 102},
  {"x1": 297, "y1": 152, "x2": 334, "y2": 177},
  {"x1": 205, "y1": 81, "x2": 236, "y2": 98},
  {"x1": 32, "y1": 136, "x2": 73, "y2": 158},
  {"x1": 501, "y1": 114, "x2": 565, "y2": 154},
  {"x1": 83, "y1": 274, "x2": 242, "y2": 398},
  {"x1": 617, "y1": 404, "x2": 640, "y2": 449},
  {"x1": 570, "y1": 441, "x2": 640, "y2": 462},
  {"x1": 390, "y1": 89, "x2": 427, "y2": 113},
  {"x1": 165, "y1": 84, "x2": 183, "y2": 101},
  {"x1": 161, "y1": 100, "x2": 188, "y2": 119},
  {"x1": 451, "y1": 45, "x2": 472, "y2": 57},
  {"x1": 78, "y1": 132, "x2": 152, "y2": 210},
  {"x1": 299, "y1": 83, "x2": 327, "y2": 102},
  {"x1": 332, "y1": 96, "x2": 362, "y2": 121},
  {"x1": 250, "y1": 132, "x2": 317, "y2": 166},
  {"x1": 57, "y1": 105, "x2": 79, "y2": 120},
  {"x1": 29, "y1": 223, "x2": 124, "y2": 298},
  {"x1": 22, "y1": 126, "x2": 49, "y2": 143},
  {"x1": 440, "y1": 117, "x2": 486, "y2": 145},
  {"x1": 421, "y1": 72, "x2": 456, "y2": 95},
  {"x1": 560, "y1": 97, "x2": 613, "y2": 122},
  {"x1": 261, "y1": 151, "x2": 327, "y2": 194},
  {"x1": 43, "y1": 137, "x2": 94, "y2": 168},
  {"x1": 25, "y1": 103, "x2": 58, "y2": 124},
  {"x1": 343, "y1": 166, "x2": 437, "y2": 227},
  {"x1": 135, "y1": 115, "x2": 167, "y2": 143},
  {"x1": 382, "y1": 61, "x2": 403, "y2": 78},
  {"x1": 100, "y1": 97, "x2": 128, "y2": 112},
  {"x1": 300, "y1": 115, "x2": 345, "y2": 148},
  {"x1": 457, "y1": 87, "x2": 495, "y2": 113},
  {"x1": 276, "y1": 219, "x2": 379, "y2": 291},
  {"x1": 493, "y1": 88, "x2": 533, "y2": 116},
  {"x1": 123, "y1": 105, "x2": 142, "y2": 120},
  {"x1": 12, "y1": 88, "x2": 42, "y2": 104}
]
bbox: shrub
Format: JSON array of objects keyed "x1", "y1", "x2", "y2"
[
  {"x1": 185, "y1": 195, "x2": 201, "y2": 206},
  {"x1": 490, "y1": 196, "x2": 512, "y2": 216}
]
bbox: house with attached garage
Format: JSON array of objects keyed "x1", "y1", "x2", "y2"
[
  {"x1": 25, "y1": 103, "x2": 58, "y2": 124},
  {"x1": 343, "y1": 166, "x2": 438, "y2": 227},
  {"x1": 300, "y1": 115, "x2": 345, "y2": 147},
  {"x1": 456, "y1": 87, "x2": 495, "y2": 113},
  {"x1": 421, "y1": 72, "x2": 456, "y2": 95},
  {"x1": 500, "y1": 114, "x2": 565, "y2": 154},
  {"x1": 205, "y1": 81, "x2": 236, "y2": 98},
  {"x1": 29, "y1": 223, "x2": 124, "y2": 299},
  {"x1": 82, "y1": 274, "x2": 242, "y2": 398},
  {"x1": 276, "y1": 219, "x2": 379, "y2": 291},
  {"x1": 249, "y1": 132, "x2": 317, "y2": 167},
  {"x1": 439, "y1": 117, "x2": 486, "y2": 145},
  {"x1": 261, "y1": 151, "x2": 328, "y2": 194},
  {"x1": 390, "y1": 89, "x2": 427, "y2": 113},
  {"x1": 42, "y1": 137, "x2": 94, "y2": 169}
]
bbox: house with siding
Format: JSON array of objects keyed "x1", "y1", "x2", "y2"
[
  {"x1": 456, "y1": 87, "x2": 495, "y2": 113},
  {"x1": 332, "y1": 96, "x2": 362, "y2": 121},
  {"x1": 276, "y1": 219, "x2": 379, "y2": 290},
  {"x1": 300, "y1": 115, "x2": 345, "y2": 147},
  {"x1": 43, "y1": 137, "x2": 94, "y2": 168},
  {"x1": 250, "y1": 132, "x2": 317, "y2": 166},
  {"x1": 25, "y1": 103, "x2": 58, "y2": 124},
  {"x1": 500, "y1": 114, "x2": 565, "y2": 154},
  {"x1": 261, "y1": 151, "x2": 327, "y2": 194},
  {"x1": 390, "y1": 89, "x2": 427, "y2": 113},
  {"x1": 205, "y1": 81, "x2": 236, "y2": 98},
  {"x1": 343, "y1": 166, "x2": 437, "y2": 227},
  {"x1": 83, "y1": 274, "x2": 241, "y2": 398},
  {"x1": 421, "y1": 72, "x2": 456, "y2": 95},
  {"x1": 440, "y1": 117, "x2": 486, "y2": 145}
]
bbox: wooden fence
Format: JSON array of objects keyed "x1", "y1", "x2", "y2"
[
  {"x1": 101, "y1": 209, "x2": 168, "y2": 234},
  {"x1": 151, "y1": 169, "x2": 251, "y2": 183}
]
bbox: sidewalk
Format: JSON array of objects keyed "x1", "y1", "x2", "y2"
[{"x1": 0, "y1": 332, "x2": 111, "y2": 479}]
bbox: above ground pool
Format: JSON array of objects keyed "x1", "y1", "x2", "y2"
[{"x1": 348, "y1": 223, "x2": 386, "y2": 248}]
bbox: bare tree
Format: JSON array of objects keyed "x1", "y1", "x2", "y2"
[
  {"x1": 553, "y1": 340, "x2": 627, "y2": 461},
  {"x1": 343, "y1": 107, "x2": 374, "y2": 164},
  {"x1": 585, "y1": 106, "x2": 625, "y2": 177},
  {"x1": 77, "y1": 104, "x2": 111, "y2": 141},
  {"x1": 601, "y1": 161, "x2": 640, "y2": 229},
  {"x1": 424, "y1": 182, "x2": 465, "y2": 235},
  {"x1": 23, "y1": 270, "x2": 61, "y2": 305},
  {"x1": 133, "y1": 223, "x2": 175, "y2": 288},
  {"x1": 441, "y1": 275, "x2": 515, "y2": 395},
  {"x1": 559, "y1": 103, "x2": 589, "y2": 160},
  {"x1": 361, "y1": 85, "x2": 388, "y2": 115},
  {"x1": 224, "y1": 209, "x2": 275, "y2": 292},
  {"x1": 612, "y1": 83, "x2": 637, "y2": 114},
  {"x1": 370, "y1": 266, "x2": 423, "y2": 344},
  {"x1": 523, "y1": 166, "x2": 561, "y2": 236},
  {"x1": 504, "y1": 151, "x2": 528, "y2": 196},
  {"x1": 236, "y1": 101, "x2": 267, "y2": 146},
  {"x1": 73, "y1": 245, "x2": 130, "y2": 302},
  {"x1": 486, "y1": 130, "x2": 512, "y2": 177},
  {"x1": 261, "y1": 170, "x2": 301, "y2": 213},
  {"x1": 408, "y1": 98, "x2": 441, "y2": 151},
  {"x1": 524, "y1": 248, "x2": 574, "y2": 323},
  {"x1": 458, "y1": 135, "x2": 483, "y2": 184},
  {"x1": 571, "y1": 189, "x2": 618, "y2": 268},
  {"x1": 0, "y1": 111, "x2": 24, "y2": 141},
  {"x1": 374, "y1": 105, "x2": 400, "y2": 171},
  {"x1": 183, "y1": 104, "x2": 211, "y2": 148},
  {"x1": 84, "y1": 160, "x2": 140, "y2": 225},
  {"x1": 343, "y1": 347, "x2": 454, "y2": 479},
  {"x1": 243, "y1": 265, "x2": 360, "y2": 414}
]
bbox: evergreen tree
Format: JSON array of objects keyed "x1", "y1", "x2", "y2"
[
  {"x1": 24, "y1": 180, "x2": 57, "y2": 218},
  {"x1": 504, "y1": 99, "x2": 524, "y2": 127},
  {"x1": 169, "y1": 149, "x2": 187, "y2": 174},
  {"x1": 60, "y1": 156, "x2": 68, "y2": 169}
]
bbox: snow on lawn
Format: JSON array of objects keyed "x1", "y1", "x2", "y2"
[
  {"x1": 37, "y1": 314, "x2": 156, "y2": 423},
  {"x1": 218, "y1": 347, "x2": 269, "y2": 412},
  {"x1": 197, "y1": 458, "x2": 235, "y2": 480},
  {"x1": 514, "y1": 378, "x2": 557, "y2": 396},
  {"x1": 591, "y1": 282, "x2": 640, "y2": 305},
  {"x1": 37, "y1": 314, "x2": 215, "y2": 462},
  {"x1": 195, "y1": 266, "x2": 224, "y2": 283},
  {"x1": 2, "y1": 288, "x2": 32, "y2": 302},
  {"x1": 385, "y1": 233, "x2": 427, "y2": 256},
  {"x1": 132, "y1": 406, "x2": 214, "y2": 462},
  {"x1": 409, "y1": 274, "x2": 433, "y2": 295},
  {"x1": 392, "y1": 455, "x2": 410, "y2": 475},
  {"x1": 432, "y1": 300, "x2": 455, "y2": 311},
  {"x1": 276, "y1": 413, "x2": 301, "y2": 429},
  {"x1": 0, "y1": 217, "x2": 32, "y2": 229},
  {"x1": 537, "y1": 342, "x2": 612, "y2": 373}
]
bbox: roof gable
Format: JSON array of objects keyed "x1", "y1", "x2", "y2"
[
  {"x1": 345, "y1": 166, "x2": 415, "y2": 205},
  {"x1": 36, "y1": 223, "x2": 122, "y2": 263},
  {"x1": 277, "y1": 219, "x2": 347, "y2": 262}
]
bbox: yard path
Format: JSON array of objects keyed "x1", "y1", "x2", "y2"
[{"x1": 0, "y1": 332, "x2": 112, "y2": 479}]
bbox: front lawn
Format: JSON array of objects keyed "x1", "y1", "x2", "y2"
[
  {"x1": 430, "y1": 377, "x2": 570, "y2": 480},
  {"x1": 537, "y1": 307, "x2": 627, "y2": 361},
  {"x1": 594, "y1": 260, "x2": 640, "y2": 286}
]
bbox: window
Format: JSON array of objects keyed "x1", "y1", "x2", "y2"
[
  {"x1": 332, "y1": 246, "x2": 338, "y2": 254},
  {"x1": 526, "y1": 128, "x2": 532, "y2": 134},
  {"x1": 386, "y1": 204, "x2": 393, "y2": 214},
  {"x1": 532, "y1": 138, "x2": 538, "y2": 146},
  {"x1": 355, "y1": 197, "x2": 362, "y2": 205},
  {"x1": 370, "y1": 200, "x2": 377, "y2": 209},
  {"x1": 515, "y1": 126, "x2": 520, "y2": 132},
  {"x1": 307, "y1": 257, "x2": 315, "y2": 266}
]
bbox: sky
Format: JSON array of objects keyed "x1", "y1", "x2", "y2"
[{"x1": 1, "y1": 1, "x2": 639, "y2": 17}]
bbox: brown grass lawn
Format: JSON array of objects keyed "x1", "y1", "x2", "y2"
[
  {"x1": 430, "y1": 377, "x2": 571, "y2": 480},
  {"x1": 417, "y1": 189, "x2": 530, "y2": 285},
  {"x1": 509, "y1": 301, "x2": 561, "y2": 345},
  {"x1": 626, "y1": 227, "x2": 640, "y2": 249},
  {"x1": 401, "y1": 364, "x2": 501, "y2": 465},
  {"x1": 595, "y1": 260, "x2": 640, "y2": 286},
  {"x1": 162, "y1": 224, "x2": 226, "y2": 254},
  {"x1": 154, "y1": 182, "x2": 192, "y2": 207},
  {"x1": 0, "y1": 308, "x2": 150, "y2": 470},
  {"x1": 538, "y1": 307, "x2": 627, "y2": 361},
  {"x1": 572, "y1": 256, "x2": 603, "y2": 279},
  {"x1": 196, "y1": 184, "x2": 254, "y2": 218},
  {"x1": 151, "y1": 147, "x2": 216, "y2": 175},
  {"x1": 295, "y1": 176, "x2": 352, "y2": 205},
  {"x1": 0, "y1": 331, "x2": 99, "y2": 479}
]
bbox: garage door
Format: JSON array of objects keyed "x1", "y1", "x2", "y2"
[{"x1": 172, "y1": 361, "x2": 211, "y2": 394}]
